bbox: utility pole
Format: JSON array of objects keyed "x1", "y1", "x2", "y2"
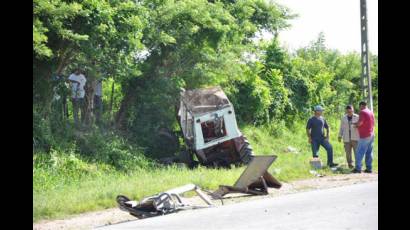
[{"x1": 360, "y1": 0, "x2": 373, "y2": 111}]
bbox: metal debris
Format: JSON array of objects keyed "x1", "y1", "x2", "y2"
[
  {"x1": 117, "y1": 184, "x2": 214, "y2": 219},
  {"x1": 211, "y1": 155, "x2": 282, "y2": 198}
]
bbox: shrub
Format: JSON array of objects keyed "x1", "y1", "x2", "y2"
[
  {"x1": 33, "y1": 107, "x2": 54, "y2": 152},
  {"x1": 228, "y1": 64, "x2": 273, "y2": 125}
]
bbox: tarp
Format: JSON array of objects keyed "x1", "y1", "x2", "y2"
[{"x1": 181, "y1": 86, "x2": 231, "y2": 115}]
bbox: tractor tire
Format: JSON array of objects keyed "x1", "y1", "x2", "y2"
[
  {"x1": 240, "y1": 136, "x2": 254, "y2": 165},
  {"x1": 177, "y1": 150, "x2": 197, "y2": 168},
  {"x1": 214, "y1": 157, "x2": 232, "y2": 169}
]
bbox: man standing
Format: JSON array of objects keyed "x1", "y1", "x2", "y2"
[
  {"x1": 94, "y1": 79, "x2": 103, "y2": 125},
  {"x1": 306, "y1": 105, "x2": 338, "y2": 167},
  {"x1": 68, "y1": 68, "x2": 87, "y2": 127},
  {"x1": 352, "y1": 101, "x2": 375, "y2": 173},
  {"x1": 338, "y1": 105, "x2": 360, "y2": 168}
]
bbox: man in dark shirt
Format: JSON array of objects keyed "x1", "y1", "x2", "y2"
[{"x1": 306, "y1": 105, "x2": 338, "y2": 167}]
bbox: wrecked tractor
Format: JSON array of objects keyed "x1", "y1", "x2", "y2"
[
  {"x1": 172, "y1": 86, "x2": 254, "y2": 168},
  {"x1": 117, "y1": 87, "x2": 283, "y2": 219}
]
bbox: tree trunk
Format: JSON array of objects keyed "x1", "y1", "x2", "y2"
[
  {"x1": 55, "y1": 45, "x2": 76, "y2": 76},
  {"x1": 83, "y1": 77, "x2": 97, "y2": 127},
  {"x1": 114, "y1": 76, "x2": 145, "y2": 131},
  {"x1": 114, "y1": 85, "x2": 135, "y2": 131},
  {"x1": 109, "y1": 79, "x2": 115, "y2": 123}
]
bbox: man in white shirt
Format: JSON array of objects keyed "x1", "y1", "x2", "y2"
[
  {"x1": 338, "y1": 105, "x2": 360, "y2": 168},
  {"x1": 68, "y1": 68, "x2": 87, "y2": 126}
]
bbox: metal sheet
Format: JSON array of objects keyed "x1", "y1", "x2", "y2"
[
  {"x1": 165, "y1": 184, "x2": 196, "y2": 194},
  {"x1": 233, "y1": 155, "x2": 277, "y2": 189}
]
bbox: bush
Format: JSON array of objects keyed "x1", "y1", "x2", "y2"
[
  {"x1": 33, "y1": 114, "x2": 154, "y2": 173},
  {"x1": 262, "y1": 69, "x2": 289, "y2": 121},
  {"x1": 75, "y1": 129, "x2": 154, "y2": 171},
  {"x1": 265, "y1": 119, "x2": 286, "y2": 137},
  {"x1": 33, "y1": 107, "x2": 54, "y2": 152},
  {"x1": 228, "y1": 64, "x2": 273, "y2": 125}
]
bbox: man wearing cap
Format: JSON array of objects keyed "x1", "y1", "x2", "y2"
[{"x1": 306, "y1": 105, "x2": 338, "y2": 167}]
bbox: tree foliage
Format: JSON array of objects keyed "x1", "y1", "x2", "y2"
[
  {"x1": 33, "y1": 0, "x2": 146, "y2": 111},
  {"x1": 114, "y1": 0, "x2": 294, "y2": 147},
  {"x1": 33, "y1": 1, "x2": 377, "y2": 159}
]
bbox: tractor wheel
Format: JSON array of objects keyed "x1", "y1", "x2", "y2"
[
  {"x1": 214, "y1": 157, "x2": 231, "y2": 169},
  {"x1": 177, "y1": 150, "x2": 196, "y2": 168},
  {"x1": 240, "y1": 137, "x2": 254, "y2": 165}
]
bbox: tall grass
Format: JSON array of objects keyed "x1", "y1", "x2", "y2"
[
  {"x1": 33, "y1": 116, "x2": 378, "y2": 222},
  {"x1": 33, "y1": 157, "x2": 243, "y2": 222}
]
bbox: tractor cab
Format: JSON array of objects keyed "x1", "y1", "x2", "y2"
[{"x1": 177, "y1": 87, "x2": 253, "y2": 167}]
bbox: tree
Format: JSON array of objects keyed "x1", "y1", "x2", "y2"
[
  {"x1": 228, "y1": 63, "x2": 273, "y2": 124},
  {"x1": 115, "y1": 0, "x2": 294, "y2": 141},
  {"x1": 34, "y1": 0, "x2": 146, "y2": 126},
  {"x1": 33, "y1": 0, "x2": 88, "y2": 109}
]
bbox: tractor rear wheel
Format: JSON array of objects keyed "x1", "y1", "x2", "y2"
[
  {"x1": 240, "y1": 136, "x2": 254, "y2": 164},
  {"x1": 177, "y1": 150, "x2": 199, "y2": 168}
]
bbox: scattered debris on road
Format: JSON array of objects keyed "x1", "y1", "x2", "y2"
[
  {"x1": 117, "y1": 184, "x2": 214, "y2": 219},
  {"x1": 117, "y1": 155, "x2": 282, "y2": 219}
]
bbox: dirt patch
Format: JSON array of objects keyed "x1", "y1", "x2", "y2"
[{"x1": 33, "y1": 173, "x2": 378, "y2": 230}]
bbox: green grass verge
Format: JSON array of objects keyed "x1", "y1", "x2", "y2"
[{"x1": 33, "y1": 117, "x2": 378, "y2": 222}]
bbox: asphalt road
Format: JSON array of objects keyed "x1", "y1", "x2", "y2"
[{"x1": 98, "y1": 181, "x2": 378, "y2": 230}]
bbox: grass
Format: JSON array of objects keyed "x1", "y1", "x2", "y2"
[
  {"x1": 33, "y1": 116, "x2": 378, "y2": 222},
  {"x1": 33, "y1": 163, "x2": 244, "y2": 222}
]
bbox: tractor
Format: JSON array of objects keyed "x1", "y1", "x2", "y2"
[{"x1": 174, "y1": 86, "x2": 254, "y2": 168}]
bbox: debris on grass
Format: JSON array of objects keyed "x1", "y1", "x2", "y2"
[
  {"x1": 285, "y1": 146, "x2": 299, "y2": 154},
  {"x1": 309, "y1": 170, "x2": 324, "y2": 177}
]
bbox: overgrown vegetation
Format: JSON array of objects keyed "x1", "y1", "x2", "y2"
[{"x1": 33, "y1": 0, "x2": 378, "y2": 222}]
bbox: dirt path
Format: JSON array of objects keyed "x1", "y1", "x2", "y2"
[{"x1": 33, "y1": 173, "x2": 378, "y2": 230}]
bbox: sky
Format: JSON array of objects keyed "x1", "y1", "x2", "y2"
[{"x1": 267, "y1": 0, "x2": 378, "y2": 54}]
